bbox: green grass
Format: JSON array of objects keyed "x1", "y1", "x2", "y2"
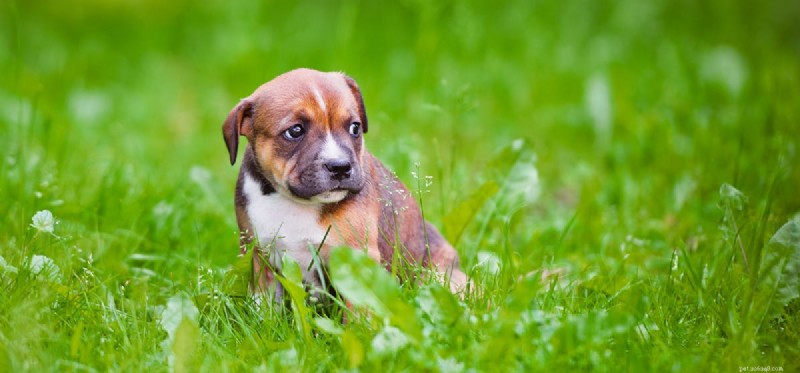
[{"x1": 2, "y1": 0, "x2": 800, "y2": 371}]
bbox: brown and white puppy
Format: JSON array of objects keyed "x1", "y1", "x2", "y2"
[{"x1": 222, "y1": 68, "x2": 467, "y2": 305}]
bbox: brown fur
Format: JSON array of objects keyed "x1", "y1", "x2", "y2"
[{"x1": 223, "y1": 69, "x2": 468, "y2": 300}]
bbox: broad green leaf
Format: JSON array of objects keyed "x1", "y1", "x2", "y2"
[
  {"x1": 281, "y1": 253, "x2": 304, "y2": 285},
  {"x1": 443, "y1": 139, "x2": 534, "y2": 244},
  {"x1": 223, "y1": 246, "x2": 254, "y2": 296},
  {"x1": 328, "y1": 247, "x2": 421, "y2": 341},
  {"x1": 159, "y1": 294, "x2": 200, "y2": 373},
  {"x1": 486, "y1": 138, "x2": 529, "y2": 177},
  {"x1": 756, "y1": 219, "x2": 800, "y2": 320},
  {"x1": 276, "y1": 255, "x2": 311, "y2": 340},
  {"x1": 171, "y1": 318, "x2": 199, "y2": 373},
  {"x1": 443, "y1": 181, "x2": 499, "y2": 244},
  {"x1": 313, "y1": 317, "x2": 344, "y2": 336},
  {"x1": 342, "y1": 328, "x2": 364, "y2": 369},
  {"x1": 328, "y1": 248, "x2": 397, "y2": 317},
  {"x1": 415, "y1": 284, "x2": 463, "y2": 326},
  {"x1": 160, "y1": 294, "x2": 199, "y2": 340}
]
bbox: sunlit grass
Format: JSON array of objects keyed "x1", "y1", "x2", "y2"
[{"x1": 2, "y1": 0, "x2": 799, "y2": 371}]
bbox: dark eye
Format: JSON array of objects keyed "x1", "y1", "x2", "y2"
[
  {"x1": 348, "y1": 122, "x2": 361, "y2": 137},
  {"x1": 283, "y1": 124, "x2": 305, "y2": 140}
]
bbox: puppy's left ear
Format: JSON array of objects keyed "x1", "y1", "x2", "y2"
[
  {"x1": 343, "y1": 75, "x2": 368, "y2": 133},
  {"x1": 222, "y1": 99, "x2": 254, "y2": 165}
]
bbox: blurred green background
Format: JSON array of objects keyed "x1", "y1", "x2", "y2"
[{"x1": 1, "y1": 0, "x2": 799, "y2": 371}]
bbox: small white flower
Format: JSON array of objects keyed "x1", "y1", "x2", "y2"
[
  {"x1": 153, "y1": 201, "x2": 174, "y2": 217},
  {"x1": 511, "y1": 138, "x2": 524, "y2": 151},
  {"x1": 0, "y1": 255, "x2": 19, "y2": 274},
  {"x1": 437, "y1": 356, "x2": 465, "y2": 373},
  {"x1": 28, "y1": 254, "x2": 61, "y2": 281},
  {"x1": 31, "y1": 210, "x2": 56, "y2": 234}
]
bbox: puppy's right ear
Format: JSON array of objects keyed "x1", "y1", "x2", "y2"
[{"x1": 222, "y1": 99, "x2": 254, "y2": 165}]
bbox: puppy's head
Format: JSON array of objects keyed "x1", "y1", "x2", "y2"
[{"x1": 223, "y1": 69, "x2": 369, "y2": 204}]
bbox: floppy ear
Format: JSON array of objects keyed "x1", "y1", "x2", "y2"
[
  {"x1": 343, "y1": 75, "x2": 368, "y2": 133},
  {"x1": 222, "y1": 99, "x2": 254, "y2": 165}
]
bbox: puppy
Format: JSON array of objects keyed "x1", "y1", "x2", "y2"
[{"x1": 222, "y1": 68, "x2": 468, "y2": 305}]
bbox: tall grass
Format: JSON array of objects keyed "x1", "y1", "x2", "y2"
[{"x1": 1, "y1": 0, "x2": 799, "y2": 371}]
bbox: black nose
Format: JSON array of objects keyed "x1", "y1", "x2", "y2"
[{"x1": 324, "y1": 159, "x2": 352, "y2": 180}]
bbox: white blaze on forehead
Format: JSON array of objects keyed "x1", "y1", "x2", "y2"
[
  {"x1": 312, "y1": 84, "x2": 327, "y2": 113},
  {"x1": 320, "y1": 133, "x2": 347, "y2": 161}
]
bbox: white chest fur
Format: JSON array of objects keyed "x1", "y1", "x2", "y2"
[{"x1": 242, "y1": 174, "x2": 327, "y2": 278}]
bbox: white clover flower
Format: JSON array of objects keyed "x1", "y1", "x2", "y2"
[
  {"x1": 511, "y1": 138, "x2": 524, "y2": 151},
  {"x1": 0, "y1": 255, "x2": 19, "y2": 274},
  {"x1": 437, "y1": 356, "x2": 465, "y2": 373},
  {"x1": 28, "y1": 254, "x2": 61, "y2": 281},
  {"x1": 31, "y1": 210, "x2": 56, "y2": 234},
  {"x1": 152, "y1": 201, "x2": 174, "y2": 217}
]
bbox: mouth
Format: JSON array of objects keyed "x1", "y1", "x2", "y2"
[
  {"x1": 286, "y1": 166, "x2": 365, "y2": 204},
  {"x1": 311, "y1": 189, "x2": 350, "y2": 204},
  {"x1": 287, "y1": 183, "x2": 361, "y2": 204}
]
